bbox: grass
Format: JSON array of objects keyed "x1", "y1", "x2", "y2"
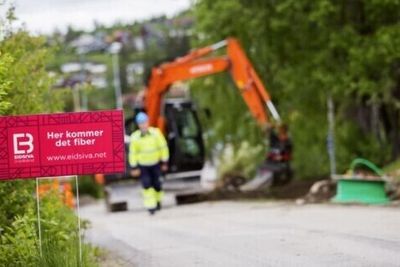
[{"x1": 38, "y1": 235, "x2": 99, "y2": 267}]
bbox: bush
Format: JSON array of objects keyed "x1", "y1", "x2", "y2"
[
  {"x1": 0, "y1": 191, "x2": 98, "y2": 267},
  {"x1": 217, "y1": 141, "x2": 264, "y2": 180},
  {"x1": 0, "y1": 213, "x2": 38, "y2": 267},
  {"x1": 37, "y1": 192, "x2": 98, "y2": 267},
  {"x1": 38, "y1": 236, "x2": 98, "y2": 267},
  {"x1": 74, "y1": 176, "x2": 103, "y2": 199},
  {"x1": 0, "y1": 3, "x2": 99, "y2": 266}
]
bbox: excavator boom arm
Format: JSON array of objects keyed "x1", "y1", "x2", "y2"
[{"x1": 145, "y1": 37, "x2": 280, "y2": 128}]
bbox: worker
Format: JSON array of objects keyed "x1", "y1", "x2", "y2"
[
  {"x1": 277, "y1": 123, "x2": 292, "y2": 161},
  {"x1": 268, "y1": 123, "x2": 292, "y2": 161},
  {"x1": 267, "y1": 123, "x2": 293, "y2": 185},
  {"x1": 129, "y1": 112, "x2": 169, "y2": 215}
]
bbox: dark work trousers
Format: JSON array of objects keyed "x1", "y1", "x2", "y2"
[{"x1": 139, "y1": 164, "x2": 162, "y2": 192}]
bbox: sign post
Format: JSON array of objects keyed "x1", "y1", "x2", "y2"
[
  {"x1": 74, "y1": 175, "x2": 82, "y2": 262},
  {"x1": 35, "y1": 178, "x2": 43, "y2": 257},
  {"x1": 0, "y1": 110, "x2": 125, "y2": 262},
  {"x1": 327, "y1": 94, "x2": 336, "y2": 178}
]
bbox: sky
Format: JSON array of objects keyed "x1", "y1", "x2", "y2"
[{"x1": 9, "y1": 0, "x2": 192, "y2": 34}]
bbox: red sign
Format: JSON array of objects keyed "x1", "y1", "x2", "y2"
[{"x1": 0, "y1": 110, "x2": 125, "y2": 180}]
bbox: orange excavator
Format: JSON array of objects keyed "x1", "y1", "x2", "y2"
[
  {"x1": 100, "y1": 37, "x2": 292, "y2": 211},
  {"x1": 132, "y1": 37, "x2": 290, "y2": 181},
  {"x1": 104, "y1": 37, "x2": 291, "y2": 187}
]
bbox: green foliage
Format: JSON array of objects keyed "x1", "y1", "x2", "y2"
[
  {"x1": 218, "y1": 142, "x2": 264, "y2": 180},
  {"x1": 0, "y1": 213, "x2": 38, "y2": 266},
  {"x1": 191, "y1": 75, "x2": 265, "y2": 160},
  {"x1": 0, "y1": 192, "x2": 98, "y2": 267},
  {"x1": 38, "y1": 193, "x2": 98, "y2": 267},
  {"x1": 75, "y1": 176, "x2": 103, "y2": 199},
  {"x1": 0, "y1": 180, "x2": 35, "y2": 228},
  {"x1": 0, "y1": 52, "x2": 13, "y2": 114},
  {"x1": 38, "y1": 236, "x2": 98, "y2": 267},
  {"x1": 0, "y1": 4, "x2": 98, "y2": 266},
  {"x1": 0, "y1": 1, "x2": 65, "y2": 225},
  {"x1": 193, "y1": 0, "x2": 400, "y2": 178},
  {"x1": 39, "y1": 192, "x2": 81, "y2": 242},
  {"x1": 0, "y1": 2, "x2": 66, "y2": 239},
  {"x1": 0, "y1": 31, "x2": 64, "y2": 114}
]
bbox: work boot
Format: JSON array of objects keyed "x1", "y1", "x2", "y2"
[
  {"x1": 156, "y1": 201, "x2": 162, "y2": 211},
  {"x1": 148, "y1": 208, "x2": 157, "y2": 215}
]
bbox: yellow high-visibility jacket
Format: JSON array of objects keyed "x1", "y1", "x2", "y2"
[{"x1": 129, "y1": 127, "x2": 169, "y2": 168}]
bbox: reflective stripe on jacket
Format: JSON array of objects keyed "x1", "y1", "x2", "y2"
[{"x1": 129, "y1": 127, "x2": 169, "y2": 167}]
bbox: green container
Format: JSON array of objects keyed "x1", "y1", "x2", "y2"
[{"x1": 333, "y1": 178, "x2": 389, "y2": 205}]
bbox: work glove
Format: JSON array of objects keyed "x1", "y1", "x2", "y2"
[
  {"x1": 130, "y1": 168, "x2": 141, "y2": 177},
  {"x1": 161, "y1": 162, "x2": 168, "y2": 173}
]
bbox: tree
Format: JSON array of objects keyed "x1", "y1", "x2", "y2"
[
  {"x1": 0, "y1": 0, "x2": 63, "y2": 240},
  {"x1": 193, "y1": 0, "x2": 400, "y2": 177},
  {"x1": 0, "y1": 5, "x2": 98, "y2": 266}
]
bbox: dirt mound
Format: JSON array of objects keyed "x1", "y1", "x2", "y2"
[{"x1": 176, "y1": 178, "x2": 322, "y2": 205}]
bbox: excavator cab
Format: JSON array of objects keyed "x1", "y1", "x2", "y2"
[
  {"x1": 125, "y1": 98, "x2": 205, "y2": 180},
  {"x1": 163, "y1": 99, "x2": 205, "y2": 178}
]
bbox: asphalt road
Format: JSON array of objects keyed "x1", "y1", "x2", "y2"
[{"x1": 81, "y1": 185, "x2": 400, "y2": 267}]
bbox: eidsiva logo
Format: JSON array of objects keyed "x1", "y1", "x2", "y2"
[{"x1": 13, "y1": 133, "x2": 35, "y2": 161}]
